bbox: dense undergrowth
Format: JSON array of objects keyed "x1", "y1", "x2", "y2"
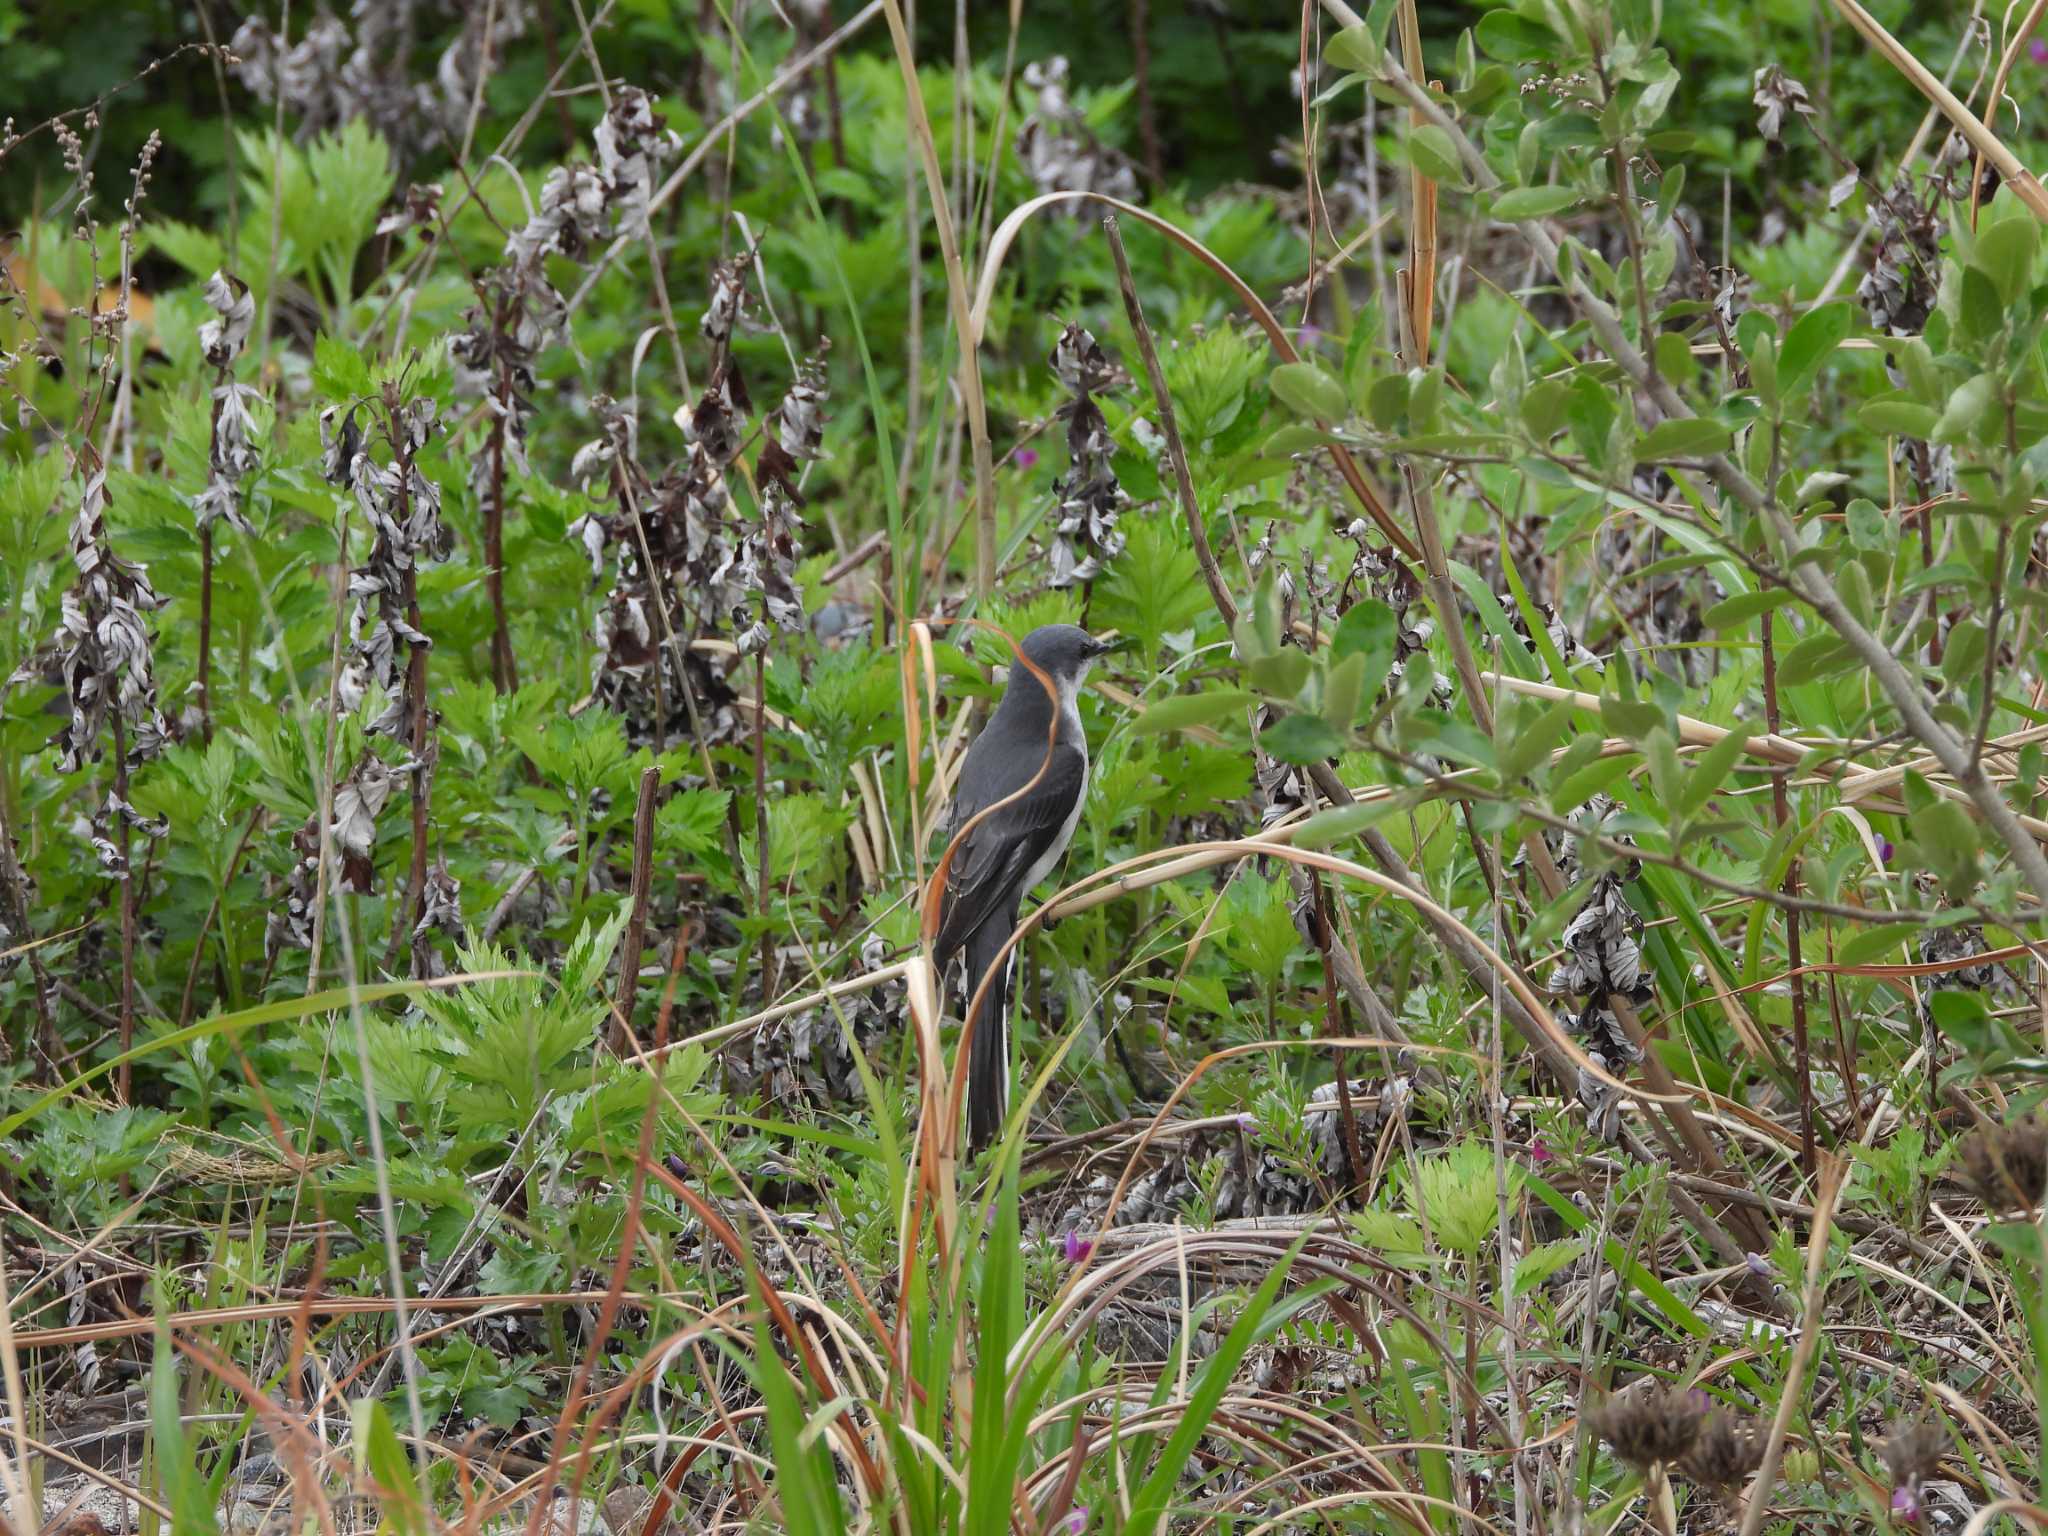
[{"x1": 6, "y1": 0, "x2": 2048, "y2": 1532}]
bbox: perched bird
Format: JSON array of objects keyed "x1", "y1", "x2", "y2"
[{"x1": 933, "y1": 624, "x2": 1122, "y2": 1151}]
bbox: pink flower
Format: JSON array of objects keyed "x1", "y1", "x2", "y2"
[
  {"x1": 1529, "y1": 1137, "x2": 1553, "y2": 1163},
  {"x1": 2030, "y1": 37, "x2": 2048, "y2": 63},
  {"x1": 1011, "y1": 446, "x2": 1039, "y2": 470},
  {"x1": 1063, "y1": 1230, "x2": 1093, "y2": 1264},
  {"x1": 1065, "y1": 1507, "x2": 1089, "y2": 1533},
  {"x1": 1891, "y1": 1484, "x2": 1922, "y2": 1524}
]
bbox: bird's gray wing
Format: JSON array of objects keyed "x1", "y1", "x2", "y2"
[{"x1": 933, "y1": 738, "x2": 1086, "y2": 967}]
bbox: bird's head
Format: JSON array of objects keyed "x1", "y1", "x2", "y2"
[{"x1": 1017, "y1": 623, "x2": 1126, "y2": 688}]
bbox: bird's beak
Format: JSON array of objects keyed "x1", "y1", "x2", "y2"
[{"x1": 1087, "y1": 633, "x2": 1130, "y2": 658}]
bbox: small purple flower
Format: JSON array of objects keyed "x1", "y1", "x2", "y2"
[
  {"x1": 1011, "y1": 446, "x2": 1039, "y2": 471},
  {"x1": 1745, "y1": 1251, "x2": 1773, "y2": 1280},
  {"x1": 1236, "y1": 1112, "x2": 1257, "y2": 1133},
  {"x1": 1878, "y1": 836, "x2": 1895, "y2": 864},
  {"x1": 2030, "y1": 36, "x2": 2048, "y2": 63},
  {"x1": 1891, "y1": 1484, "x2": 1922, "y2": 1524},
  {"x1": 1296, "y1": 324, "x2": 1324, "y2": 350},
  {"x1": 1063, "y1": 1230, "x2": 1094, "y2": 1264},
  {"x1": 1065, "y1": 1507, "x2": 1089, "y2": 1533},
  {"x1": 1529, "y1": 1137, "x2": 1553, "y2": 1163}
]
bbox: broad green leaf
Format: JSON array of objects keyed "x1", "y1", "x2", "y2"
[
  {"x1": 1703, "y1": 589, "x2": 1797, "y2": 629},
  {"x1": 1408, "y1": 124, "x2": 1467, "y2": 186},
  {"x1": 1265, "y1": 711, "x2": 1348, "y2": 764},
  {"x1": 1834, "y1": 922, "x2": 1920, "y2": 969},
  {"x1": 1779, "y1": 300, "x2": 1853, "y2": 394},
  {"x1": 1331, "y1": 599, "x2": 1398, "y2": 685},
  {"x1": 1270, "y1": 361, "x2": 1349, "y2": 421},
  {"x1": 1130, "y1": 690, "x2": 1255, "y2": 734},
  {"x1": 1492, "y1": 185, "x2": 1580, "y2": 220},
  {"x1": 1638, "y1": 417, "x2": 1732, "y2": 459}
]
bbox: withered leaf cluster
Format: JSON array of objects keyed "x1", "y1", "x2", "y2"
[
  {"x1": 231, "y1": 1, "x2": 534, "y2": 153},
  {"x1": 1046, "y1": 322, "x2": 1129, "y2": 588},
  {"x1": 10, "y1": 473, "x2": 172, "y2": 873},
  {"x1": 1543, "y1": 793, "x2": 1650, "y2": 1139},
  {"x1": 192, "y1": 270, "x2": 259, "y2": 538},
  {"x1": 324, "y1": 397, "x2": 451, "y2": 739},
  {"x1": 1015, "y1": 57, "x2": 1139, "y2": 204}
]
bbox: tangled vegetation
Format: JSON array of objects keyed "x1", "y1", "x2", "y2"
[{"x1": 6, "y1": 0, "x2": 2048, "y2": 1532}]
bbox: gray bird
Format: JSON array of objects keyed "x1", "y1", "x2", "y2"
[{"x1": 933, "y1": 624, "x2": 1122, "y2": 1152}]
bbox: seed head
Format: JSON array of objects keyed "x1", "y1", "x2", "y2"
[
  {"x1": 1680, "y1": 1410, "x2": 1767, "y2": 1493},
  {"x1": 1586, "y1": 1380, "x2": 1705, "y2": 1471},
  {"x1": 1958, "y1": 1115, "x2": 2048, "y2": 1215},
  {"x1": 1879, "y1": 1419, "x2": 1946, "y2": 1487}
]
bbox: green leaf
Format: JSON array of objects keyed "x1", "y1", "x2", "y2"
[
  {"x1": 1834, "y1": 922, "x2": 1920, "y2": 969},
  {"x1": 1475, "y1": 9, "x2": 1555, "y2": 61},
  {"x1": 1678, "y1": 726, "x2": 1751, "y2": 819},
  {"x1": 1323, "y1": 24, "x2": 1380, "y2": 73},
  {"x1": 1408, "y1": 124, "x2": 1468, "y2": 187},
  {"x1": 1130, "y1": 690, "x2": 1255, "y2": 734},
  {"x1": 314, "y1": 333, "x2": 373, "y2": 401},
  {"x1": 1775, "y1": 632, "x2": 1856, "y2": 686},
  {"x1": 1270, "y1": 361, "x2": 1350, "y2": 421},
  {"x1": 152, "y1": 1326, "x2": 221, "y2": 1536},
  {"x1": 1638, "y1": 417, "x2": 1732, "y2": 459},
  {"x1": 1975, "y1": 215, "x2": 2039, "y2": 305},
  {"x1": 1492, "y1": 185, "x2": 1580, "y2": 220},
  {"x1": 1858, "y1": 398, "x2": 1939, "y2": 439},
  {"x1": 1703, "y1": 589, "x2": 1797, "y2": 629},
  {"x1": 1778, "y1": 300, "x2": 1854, "y2": 394},
  {"x1": 1265, "y1": 711, "x2": 1348, "y2": 764},
  {"x1": 1331, "y1": 599, "x2": 1398, "y2": 685},
  {"x1": 1934, "y1": 374, "x2": 2000, "y2": 445},
  {"x1": 1323, "y1": 651, "x2": 1368, "y2": 730},
  {"x1": 1294, "y1": 797, "x2": 1403, "y2": 848},
  {"x1": 1248, "y1": 647, "x2": 1311, "y2": 698}
]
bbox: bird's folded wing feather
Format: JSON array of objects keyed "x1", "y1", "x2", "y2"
[{"x1": 933, "y1": 740, "x2": 1086, "y2": 965}]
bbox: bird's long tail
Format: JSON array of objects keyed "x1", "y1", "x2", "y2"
[{"x1": 963, "y1": 900, "x2": 1019, "y2": 1154}]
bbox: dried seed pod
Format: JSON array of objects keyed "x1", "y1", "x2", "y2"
[
  {"x1": 1680, "y1": 1411, "x2": 1768, "y2": 1493},
  {"x1": 1879, "y1": 1419, "x2": 1945, "y2": 1487},
  {"x1": 1958, "y1": 1114, "x2": 2048, "y2": 1215},
  {"x1": 1586, "y1": 1381, "x2": 1705, "y2": 1472}
]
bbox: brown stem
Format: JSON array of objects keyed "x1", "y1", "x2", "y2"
[
  {"x1": 112, "y1": 708, "x2": 135, "y2": 1105},
  {"x1": 614, "y1": 765, "x2": 660, "y2": 1053},
  {"x1": 197, "y1": 525, "x2": 214, "y2": 741},
  {"x1": 486, "y1": 342, "x2": 519, "y2": 694},
  {"x1": 1310, "y1": 873, "x2": 1367, "y2": 1198},
  {"x1": 1128, "y1": 0, "x2": 1165, "y2": 192},
  {"x1": 1762, "y1": 611, "x2": 1815, "y2": 1175},
  {"x1": 394, "y1": 576, "x2": 433, "y2": 978},
  {"x1": 753, "y1": 650, "x2": 773, "y2": 1001},
  {"x1": 1101, "y1": 214, "x2": 1236, "y2": 626}
]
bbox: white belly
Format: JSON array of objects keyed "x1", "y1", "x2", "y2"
[{"x1": 1021, "y1": 700, "x2": 1087, "y2": 891}]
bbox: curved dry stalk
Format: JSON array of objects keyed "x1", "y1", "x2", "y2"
[
  {"x1": 972, "y1": 188, "x2": 1419, "y2": 561},
  {"x1": 1733, "y1": 1153, "x2": 1846, "y2": 1536},
  {"x1": 1970, "y1": 0, "x2": 2048, "y2": 226},
  {"x1": 1826, "y1": 0, "x2": 2048, "y2": 222}
]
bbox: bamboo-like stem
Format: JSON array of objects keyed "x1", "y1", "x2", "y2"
[
  {"x1": 877, "y1": 0, "x2": 997, "y2": 598},
  {"x1": 1763, "y1": 612, "x2": 1816, "y2": 1175},
  {"x1": 613, "y1": 765, "x2": 660, "y2": 1053},
  {"x1": 1734, "y1": 1154, "x2": 1846, "y2": 1536}
]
